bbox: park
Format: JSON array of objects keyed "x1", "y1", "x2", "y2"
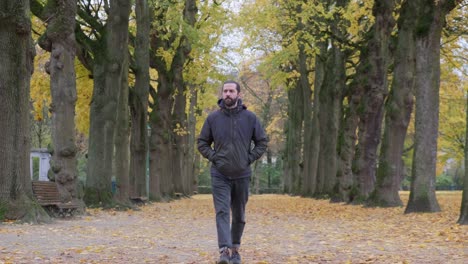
[{"x1": 1, "y1": 0, "x2": 468, "y2": 263}]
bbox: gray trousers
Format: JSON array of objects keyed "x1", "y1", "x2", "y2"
[{"x1": 211, "y1": 175, "x2": 250, "y2": 249}]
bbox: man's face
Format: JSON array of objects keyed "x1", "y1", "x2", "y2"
[{"x1": 222, "y1": 83, "x2": 239, "y2": 107}]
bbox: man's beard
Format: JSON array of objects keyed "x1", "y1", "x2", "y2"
[{"x1": 224, "y1": 97, "x2": 238, "y2": 108}]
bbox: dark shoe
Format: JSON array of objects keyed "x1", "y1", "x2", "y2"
[
  {"x1": 230, "y1": 248, "x2": 241, "y2": 264},
  {"x1": 217, "y1": 247, "x2": 230, "y2": 264}
]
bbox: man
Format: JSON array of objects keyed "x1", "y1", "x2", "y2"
[{"x1": 197, "y1": 80, "x2": 268, "y2": 264}]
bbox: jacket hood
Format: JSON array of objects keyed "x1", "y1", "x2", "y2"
[{"x1": 217, "y1": 98, "x2": 247, "y2": 112}]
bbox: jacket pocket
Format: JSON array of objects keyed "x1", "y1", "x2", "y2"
[{"x1": 213, "y1": 147, "x2": 248, "y2": 177}]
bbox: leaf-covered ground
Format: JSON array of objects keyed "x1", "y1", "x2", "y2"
[{"x1": 0, "y1": 192, "x2": 467, "y2": 263}]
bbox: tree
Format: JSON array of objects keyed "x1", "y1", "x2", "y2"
[
  {"x1": 112, "y1": 0, "x2": 132, "y2": 205},
  {"x1": 297, "y1": 28, "x2": 314, "y2": 197},
  {"x1": 129, "y1": 0, "x2": 151, "y2": 200},
  {"x1": 315, "y1": 0, "x2": 348, "y2": 199},
  {"x1": 37, "y1": 0, "x2": 82, "y2": 207},
  {"x1": 148, "y1": 0, "x2": 201, "y2": 199},
  {"x1": 352, "y1": 0, "x2": 396, "y2": 202},
  {"x1": 0, "y1": 0, "x2": 50, "y2": 222},
  {"x1": 85, "y1": 0, "x2": 132, "y2": 207},
  {"x1": 335, "y1": 0, "x2": 375, "y2": 203},
  {"x1": 302, "y1": 41, "x2": 324, "y2": 197},
  {"x1": 148, "y1": 1, "x2": 179, "y2": 200},
  {"x1": 437, "y1": 5, "x2": 468, "y2": 175},
  {"x1": 278, "y1": 1, "x2": 307, "y2": 195},
  {"x1": 369, "y1": 0, "x2": 417, "y2": 207},
  {"x1": 171, "y1": 0, "x2": 198, "y2": 196},
  {"x1": 405, "y1": 0, "x2": 458, "y2": 213},
  {"x1": 458, "y1": 92, "x2": 468, "y2": 224},
  {"x1": 30, "y1": 27, "x2": 94, "y2": 140}
]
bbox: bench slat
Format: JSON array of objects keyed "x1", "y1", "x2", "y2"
[{"x1": 32, "y1": 181, "x2": 79, "y2": 211}]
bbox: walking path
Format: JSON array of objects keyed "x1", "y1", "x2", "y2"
[{"x1": 1, "y1": 194, "x2": 467, "y2": 263}]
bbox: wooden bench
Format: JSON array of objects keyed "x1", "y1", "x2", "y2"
[
  {"x1": 32, "y1": 181, "x2": 79, "y2": 217},
  {"x1": 129, "y1": 196, "x2": 148, "y2": 206}
]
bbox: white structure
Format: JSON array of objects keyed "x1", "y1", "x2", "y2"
[{"x1": 30, "y1": 148, "x2": 51, "y2": 181}]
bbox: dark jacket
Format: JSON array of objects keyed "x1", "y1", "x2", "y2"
[{"x1": 197, "y1": 99, "x2": 268, "y2": 179}]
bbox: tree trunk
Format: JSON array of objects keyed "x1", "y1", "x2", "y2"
[
  {"x1": 353, "y1": 0, "x2": 396, "y2": 202},
  {"x1": 86, "y1": 61, "x2": 114, "y2": 205},
  {"x1": 42, "y1": 0, "x2": 81, "y2": 208},
  {"x1": 187, "y1": 87, "x2": 198, "y2": 194},
  {"x1": 114, "y1": 61, "x2": 130, "y2": 204},
  {"x1": 149, "y1": 78, "x2": 174, "y2": 200},
  {"x1": 316, "y1": 27, "x2": 346, "y2": 199},
  {"x1": 0, "y1": 0, "x2": 50, "y2": 222},
  {"x1": 85, "y1": 0, "x2": 131, "y2": 207},
  {"x1": 267, "y1": 151, "x2": 273, "y2": 188},
  {"x1": 321, "y1": 0, "x2": 350, "y2": 203},
  {"x1": 148, "y1": 0, "x2": 197, "y2": 199},
  {"x1": 321, "y1": 44, "x2": 345, "y2": 200},
  {"x1": 405, "y1": 0, "x2": 457, "y2": 213},
  {"x1": 193, "y1": 152, "x2": 201, "y2": 193},
  {"x1": 261, "y1": 91, "x2": 273, "y2": 193},
  {"x1": 283, "y1": 83, "x2": 304, "y2": 195},
  {"x1": 370, "y1": 0, "x2": 417, "y2": 207},
  {"x1": 171, "y1": 52, "x2": 188, "y2": 197},
  {"x1": 112, "y1": 0, "x2": 132, "y2": 206},
  {"x1": 298, "y1": 41, "x2": 314, "y2": 197},
  {"x1": 337, "y1": 71, "x2": 364, "y2": 202},
  {"x1": 302, "y1": 43, "x2": 325, "y2": 197},
  {"x1": 148, "y1": 2, "x2": 173, "y2": 201},
  {"x1": 130, "y1": 0, "x2": 150, "y2": 199},
  {"x1": 253, "y1": 162, "x2": 260, "y2": 194},
  {"x1": 149, "y1": 102, "x2": 173, "y2": 199},
  {"x1": 458, "y1": 93, "x2": 468, "y2": 224},
  {"x1": 171, "y1": 0, "x2": 197, "y2": 196},
  {"x1": 172, "y1": 71, "x2": 187, "y2": 196}
]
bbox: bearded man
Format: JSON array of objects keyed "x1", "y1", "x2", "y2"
[{"x1": 197, "y1": 80, "x2": 268, "y2": 264}]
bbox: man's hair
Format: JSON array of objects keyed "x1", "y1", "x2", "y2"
[{"x1": 223, "y1": 80, "x2": 241, "y2": 93}]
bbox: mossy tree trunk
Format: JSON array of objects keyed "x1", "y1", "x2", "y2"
[
  {"x1": 319, "y1": 43, "x2": 345, "y2": 200},
  {"x1": 369, "y1": 0, "x2": 417, "y2": 207},
  {"x1": 302, "y1": 43, "x2": 325, "y2": 197},
  {"x1": 282, "y1": 2, "x2": 309, "y2": 195},
  {"x1": 86, "y1": 57, "x2": 115, "y2": 206},
  {"x1": 171, "y1": 0, "x2": 197, "y2": 196},
  {"x1": 86, "y1": 0, "x2": 131, "y2": 207},
  {"x1": 149, "y1": 77, "x2": 174, "y2": 200},
  {"x1": 405, "y1": 0, "x2": 458, "y2": 214},
  {"x1": 0, "y1": 0, "x2": 50, "y2": 223},
  {"x1": 187, "y1": 86, "x2": 198, "y2": 194},
  {"x1": 148, "y1": 0, "x2": 197, "y2": 199},
  {"x1": 336, "y1": 83, "x2": 360, "y2": 203},
  {"x1": 148, "y1": 2, "x2": 177, "y2": 200},
  {"x1": 323, "y1": 0, "x2": 351, "y2": 202},
  {"x1": 353, "y1": 0, "x2": 396, "y2": 203},
  {"x1": 172, "y1": 64, "x2": 188, "y2": 196},
  {"x1": 148, "y1": 2, "x2": 175, "y2": 199},
  {"x1": 316, "y1": 0, "x2": 348, "y2": 198},
  {"x1": 111, "y1": 0, "x2": 132, "y2": 206},
  {"x1": 284, "y1": 83, "x2": 304, "y2": 195},
  {"x1": 129, "y1": 0, "x2": 151, "y2": 199},
  {"x1": 298, "y1": 40, "x2": 314, "y2": 197}
]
